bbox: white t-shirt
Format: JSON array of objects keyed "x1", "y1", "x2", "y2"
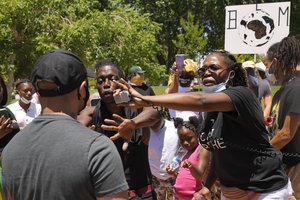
[
  {"x1": 148, "y1": 120, "x2": 179, "y2": 180},
  {"x1": 7, "y1": 101, "x2": 41, "y2": 130},
  {"x1": 169, "y1": 86, "x2": 199, "y2": 121}
]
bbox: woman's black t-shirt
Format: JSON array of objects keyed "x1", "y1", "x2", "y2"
[
  {"x1": 198, "y1": 86, "x2": 288, "y2": 192},
  {"x1": 270, "y1": 77, "x2": 300, "y2": 167}
]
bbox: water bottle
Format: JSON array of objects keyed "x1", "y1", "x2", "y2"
[
  {"x1": 170, "y1": 157, "x2": 181, "y2": 171},
  {"x1": 170, "y1": 147, "x2": 187, "y2": 171}
]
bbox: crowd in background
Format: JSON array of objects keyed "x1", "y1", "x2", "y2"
[{"x1": 0, "y1": 36, "x2": 299, "y2": 200}]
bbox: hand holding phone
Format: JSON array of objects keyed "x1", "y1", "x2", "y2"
[
  {"x1": 90, "y1": 98, "x2": 101, "y2": 107},
  {"x1": 175, "y1": 54, "x2": 185, "y2": 72},
  {"x1": 0, "y1": 108, "x2": 11, "y2": 119},
  {"x1": 113, "y1": 90, "x2": 131, "y2": 104},
  {"x1": 0, "y1": 108, "x2": 19, "y2": 129}
]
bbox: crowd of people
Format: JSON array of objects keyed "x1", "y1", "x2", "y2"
[{"x1": 0, "y1": 36, "x2": 299, "y2": 200}]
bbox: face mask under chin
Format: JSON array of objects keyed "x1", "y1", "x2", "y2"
[
  {"x1": 202, "y1": 71, "x2": 233, "y2": 93},
  {"x1": 20, "y1": 96, "x2": 31, "y2": 104},
  {"x1": 202, "y1": 83, "x2": 227, "y2": 93},
  {"x1": 265, "y1": 68, "x2": 277, "y2": 82}
]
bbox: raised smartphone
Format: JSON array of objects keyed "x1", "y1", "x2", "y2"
[
  {"x1": 90, "y1": 98, "x2": 101, "y2": 107},
  {"x1": 175, "y1": 54, "x2": 185, "y2": 72}
]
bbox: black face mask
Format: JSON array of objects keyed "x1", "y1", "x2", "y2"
[{"x1": 179, "y1": 75, "x2": 194, "y2": 87}]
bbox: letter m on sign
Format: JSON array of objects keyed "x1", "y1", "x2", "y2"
[{"x1": 278, "y1": 6, "x2": 289, "y2": 26}]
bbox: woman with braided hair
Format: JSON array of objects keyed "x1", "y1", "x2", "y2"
[
  {"x1": 265, "y1": 36, "x2": 300, "y2": 199},
  {"x1": 114, "y1": 50, "x2": 291, "y2": 199}
]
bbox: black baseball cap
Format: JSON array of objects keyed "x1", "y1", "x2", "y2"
[{"x1": 31, "y1": 49, "x2": 87, "y2": 97}]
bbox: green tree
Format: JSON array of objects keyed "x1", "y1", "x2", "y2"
[
  {"x1": 120, "y1": 0, "x2": 300, "y2": 70},
  {"x1": 0, "y1": 0, "x2": 164, "y2": 98},
  {"x1": 173, "y1": 11, "x2": 207, "y2": 59},
  {"x1": 121, "y1": 0, "x2": 208, "y2": 71}
]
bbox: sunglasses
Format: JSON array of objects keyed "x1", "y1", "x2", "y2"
[{"x1": 197, "y1": 64, "x2": 225, "y2": 77}]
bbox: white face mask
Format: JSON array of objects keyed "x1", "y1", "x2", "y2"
[
  {"x1": 202, "y1": 71, "x2": 233, "y2": 93},
  {"x1": 20, "y1": 96, "x2": 31, "y2": 104},
  {"x1": 265, "y1": 60, "x2": 277, "y2": 82},
  {"x1": 202, "y1": 82, "x2": 226, "y2": 93},
  {"x1": 265, "y1": 68, "x2": 277, "y2": 82}
]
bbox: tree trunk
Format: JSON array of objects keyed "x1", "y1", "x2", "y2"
[{"x1": 7, "y1": 68, "x2": 15, "y2": 102}]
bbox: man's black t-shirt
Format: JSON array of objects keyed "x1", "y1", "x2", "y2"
[
  {"x1": 199, "y1": 86, "x2": 287, "y2": 192},
  {"x1": 270, "y1": 77, "x2": 300, "y2": 167},
  {"x1": 92, "y1": 102, "x2": 152, "y2": 190}
]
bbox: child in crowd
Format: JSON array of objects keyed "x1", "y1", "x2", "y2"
[{"x1": 166, "y1": 116, "x2": 209, "y2": 200}]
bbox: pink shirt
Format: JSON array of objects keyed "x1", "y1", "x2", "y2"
[{"x1": 173, "y1": 145, "x2": 203, "y2": 200}]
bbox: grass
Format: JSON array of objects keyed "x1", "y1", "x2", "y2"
[
  {"x1": 153, "y1": 85, "x2": 281, "y2": 96},
  {"x1": 152, "y1": 86, "x2": 167, "y2": 95},
  {"x1": 270, "y1": 85, "x2": 280, "y2": 96},
  {"x1": 90, "y1": 85, "x2": 281, "y2": 96}
]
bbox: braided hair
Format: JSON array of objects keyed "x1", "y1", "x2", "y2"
[
  {"x1": 271, "y1": 36, "x2": 300, "y2": 84},
  {"x1": 266, "y1": 42, "x2": 279, "y2": 61},
  {"x1": 209, "y1": 50, "x2": 248, "y2": 87},
  {"x1": 174, "y1": 116, "x2": 201, "y2": 135}
]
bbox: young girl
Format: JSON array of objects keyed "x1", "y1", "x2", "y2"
[{"x1": 166, "y1": 116, "x2": 209, "y2": 200}]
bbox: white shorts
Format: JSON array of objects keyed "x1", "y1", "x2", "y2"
[{"x1": 221, "y1": 179, "x2": 293, "y2": 200}]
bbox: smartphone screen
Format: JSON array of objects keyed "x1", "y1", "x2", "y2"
[
  {"x1": 90, "y1": 98, "x2": 101, "y2": 107},
  {"x1": 175, "y1": 54, "x2": 185, "y2": 72}
]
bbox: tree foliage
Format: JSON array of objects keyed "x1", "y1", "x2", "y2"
[
  {"x1": 173, "y1": 11, "x2": 207, "y2": 59},
  {"x1": 0, "y1": 0, "x2": 299, "y2": 93},
  {"x1": 121, "y1": 0, "x2": 209, "y2": 70},
  {"x1": 120, "y1": 0, "x2": 300, "y2": 70},
  {"x1": 0, "y1": 0, "x2": 165, "y2": 96}
]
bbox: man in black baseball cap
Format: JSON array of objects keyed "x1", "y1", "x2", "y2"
[
  {"x1": 32, "y1": 49, "x2": 88, "y2": 97},
  {"x1": 2, "y1": 49, "x2": 128, "y2": 199},
  {"x1": 31, "y1": 49, "x2": 90, "y2": 114}
]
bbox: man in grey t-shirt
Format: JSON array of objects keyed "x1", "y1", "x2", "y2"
[{"x1": 1, "y1": 49, "x2": 128, "y2": 200}]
